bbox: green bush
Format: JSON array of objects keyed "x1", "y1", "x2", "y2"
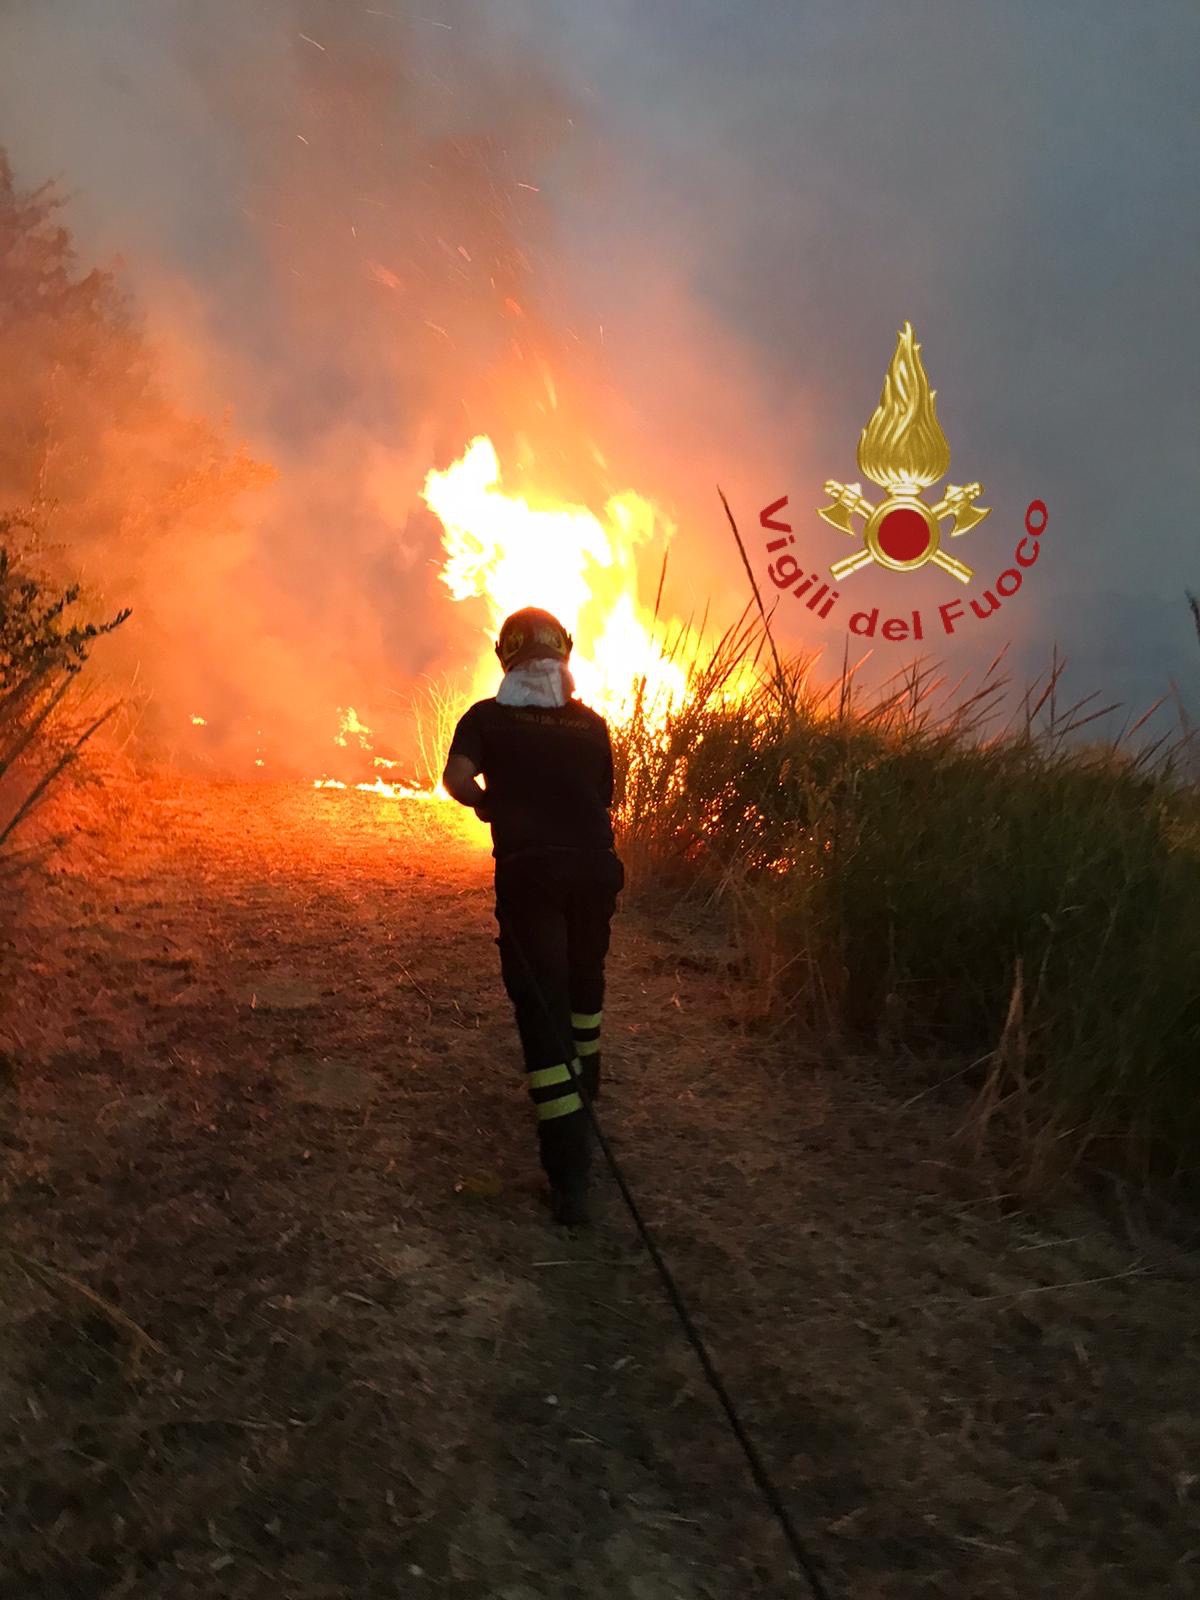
[
  {"x1": 612, "y1": 622, "x2": 1200, "y2": 1182},
  {"x1": 0, "y1": 530, "x2": 129, "y2": 858}
]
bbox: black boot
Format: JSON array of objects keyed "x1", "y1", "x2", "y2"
[
  {"x1": 549, "y1": 1179, "x2": 590, "y2": 1226},
  {"x1": 541, "y1": 1107, "x2": 591, "y2": 1226}
]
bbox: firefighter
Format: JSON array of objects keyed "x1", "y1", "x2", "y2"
[{"x1": 442, "y1": 607, "x2": 624, "y2": 1226}]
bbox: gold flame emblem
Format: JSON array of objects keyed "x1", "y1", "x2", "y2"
[{"x1": 818, "y1": 322, "x2": 989, "y2": 583}]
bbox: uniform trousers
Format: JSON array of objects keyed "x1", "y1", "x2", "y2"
[{"x1": 493, "y1": 846, "x2": 624, "y2": 1187}]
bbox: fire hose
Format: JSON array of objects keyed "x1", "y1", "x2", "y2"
[{"x1": 504, "y1": 924, "x2": 833, "y2": 1600}]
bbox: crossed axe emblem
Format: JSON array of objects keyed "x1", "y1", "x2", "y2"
[{"x1": 818, "y1": 480, "x2": 989, "y2": 585}]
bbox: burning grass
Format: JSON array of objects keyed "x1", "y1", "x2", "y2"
[
  {"x1": 612, "y1": 619, "x2": 1200, "y2": 1189},
  {"x1": 424, "y1": 435, "x2": 692, "y2": 726}
]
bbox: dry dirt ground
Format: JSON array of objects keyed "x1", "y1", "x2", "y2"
[{"x1": 1, "y1": 778, "x2": 1197, "y2": 1600}]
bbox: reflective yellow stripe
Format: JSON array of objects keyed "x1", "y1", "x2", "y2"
[
  {"x1": 528, "y1": 1063, "x2": 572, "y2": 1089},
  {"x1": 571, "y1": 1011, "x2": 602, "y2": 1030},
  {"x1": 576, "y1": 1038, "x2": 601, "y2": 1056},
  {"x1": 536, "y1": 1091, "x2": 583, "y2": 1121}
]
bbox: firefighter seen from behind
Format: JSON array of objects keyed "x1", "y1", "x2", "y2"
[{"x1": 442, "y1": 607, "x2": 624, "y2": 1227}]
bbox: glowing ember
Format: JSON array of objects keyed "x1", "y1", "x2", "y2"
[
  {"x1": 190, "y1": 714, "x2": 207, "y2": 726},
  {"x1": 422, "y1": 436, "x2": 688, "y2": 724}
]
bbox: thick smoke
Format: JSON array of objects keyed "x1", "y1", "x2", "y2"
[
  {"x1": 0, "y1": 0, "x2": 1195, "y2": 768},
  {"x1": 0, "y1": 0, "x2": 721, "y2": 776}
]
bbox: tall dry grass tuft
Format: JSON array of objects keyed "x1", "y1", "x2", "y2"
[
  {"x1": 402, "y1": 674, "x2": 472, "y2": 794},
  {"x1": 611, "y1": 617, "x2": 1200, "y2": 1188}
]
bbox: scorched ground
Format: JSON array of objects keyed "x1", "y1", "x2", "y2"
[{"x1": 1, "y1": 778, "x2": 1197, "y2": 1598}]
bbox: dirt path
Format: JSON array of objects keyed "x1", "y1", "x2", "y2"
[{"x1": 1, "y1": 780, "x2": 1197, "y2": 1599}]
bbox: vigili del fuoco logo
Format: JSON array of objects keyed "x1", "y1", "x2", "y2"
[{"x1": 757, "y1": 322, "x2": 1048, "y2": 643}]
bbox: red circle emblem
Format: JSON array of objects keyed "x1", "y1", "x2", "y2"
[{"x1": 876, "y1": 506, "x2": 931, "y2": 563}]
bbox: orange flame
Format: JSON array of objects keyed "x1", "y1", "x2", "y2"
[
  {"x1": 313, "y1": 436, "x2": 715, "y2": 808},
  {"x1": 333, "y1": 706, "x2": 373, "y2": 749},
  {"x1": 312, "y1": 776, "x2": 432, "y2": 799},
  {"x1": 422, "y1": 436, "x2": 687, "y2": 723},
  {"x1": 313, "y1": 706, "x2": 434, "y2": 799}
]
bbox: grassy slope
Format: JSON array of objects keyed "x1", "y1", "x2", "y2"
[{"x1": 613, "y1": 625, "x2": 1200, "y2": 1186}]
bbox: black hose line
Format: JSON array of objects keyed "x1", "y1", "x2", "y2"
[{"x1": 505, "y1": 925, "x2": 833, "y2": 1599}]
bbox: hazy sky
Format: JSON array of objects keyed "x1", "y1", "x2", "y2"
[
  {"x1": 0, "y1": 0, "x2": 1196, "y2": 729},
  {"x1": 549, "y1": 1, "x2": 1200, "y2": 714}
]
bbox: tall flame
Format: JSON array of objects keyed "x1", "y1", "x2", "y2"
[
  {"x1": 857, "y1": 321, "x2": 951, "y2": 493},
  {"x1": 422, "y1": 436, "x2": 688, "y2": 723}
]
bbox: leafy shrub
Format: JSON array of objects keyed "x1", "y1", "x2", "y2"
[{"x1": 0, "y1": 530, "x2": 128, "y2": 860}]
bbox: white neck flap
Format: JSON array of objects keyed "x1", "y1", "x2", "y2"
[{"x1": 495, "y1": 659, "x2": 575, "y2": 709}]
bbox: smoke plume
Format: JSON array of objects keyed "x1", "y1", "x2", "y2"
[{"x1": 0, "y1": 0, "x2": 1195, "y2": 767}]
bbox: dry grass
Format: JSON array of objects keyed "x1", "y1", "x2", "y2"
[{"x1": 611, "y1": 619, "x2": 1200, "y2": 1192}]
